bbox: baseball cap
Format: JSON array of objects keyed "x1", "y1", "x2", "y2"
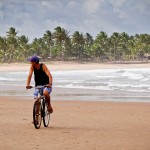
[{"x1": 27, "y1": 56, "x2": 39, "y2": 63}]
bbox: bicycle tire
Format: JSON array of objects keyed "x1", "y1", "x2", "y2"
[
  {"x1": 33, "y1": 100, "x2": 42, "y2": 129},
  {"x1": 42, "y1": 99, "x2": 50, "y2": 127}
]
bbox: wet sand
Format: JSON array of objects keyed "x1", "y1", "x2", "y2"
[{"x1": 0, "y1": 97, "x2": 150, "y2": 150}]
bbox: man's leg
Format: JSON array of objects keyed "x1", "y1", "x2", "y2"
[{"x1": 43, "y1": 88, "x2": 53, "y2": 113}]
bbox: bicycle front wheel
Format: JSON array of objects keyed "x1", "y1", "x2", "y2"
[
  {"x1": 33, "y1": 100, "x2": 42, "y2": 129},
  {"x1": 42, "y1": 100, "x2": 50, "y2": 127}
]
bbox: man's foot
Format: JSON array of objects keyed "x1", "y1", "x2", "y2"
[{"x1": 48, "y1": 106, "x2": 53, "y2": 113}]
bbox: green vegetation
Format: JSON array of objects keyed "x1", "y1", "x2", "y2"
[{"x1": 0, "y1": 26, "x2": 150, "y2": 63}]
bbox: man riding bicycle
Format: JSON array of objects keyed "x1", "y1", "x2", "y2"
[{"x1": 26, "y1": 56, "x2": 53, "y2": 113}]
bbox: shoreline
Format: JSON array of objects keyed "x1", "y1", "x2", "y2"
[
  {"x1": 1, "y1": 86, "x2": 150, "y2": 102},
  {"x1": 0, "y1": 96, "x2": 150, "y2": 150},
  {"x1": 2, "y1": 95, "x2": 150, "y2": 103},
  {"x1": 0, "y1": 61, "x2": 150, "y2": 72}
]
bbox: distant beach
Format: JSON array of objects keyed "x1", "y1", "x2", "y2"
[{"x1": 0, "y1": 61, "x2": 150, "y2": 72}]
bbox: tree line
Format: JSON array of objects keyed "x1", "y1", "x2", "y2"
[{"x1": 0, "y1": 26, "x2": 150, "y2": 63}]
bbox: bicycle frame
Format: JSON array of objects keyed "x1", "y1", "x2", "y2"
[{"x1": 28, "y1": 85, "x2": 50, "y2": 129}]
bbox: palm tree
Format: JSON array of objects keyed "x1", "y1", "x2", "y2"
[
  {"x1": 84, "y1": 33, "x2": 94, "y2": 60},
  {"x1": 17, "y1": 35, "x2": 29, "y2": 61},
  {"x1": 118, "y1": 32, "x2": 130, "y2": 60},
  {"x1": 53, "y1": 26, "x2": 69, "y2": 60},
  {"x1": 135, "y1": 34, "x2": 150, "y2": 59},
  {"x1": 31, "y1": 38, "x2": 46, "y2": 58},
  {"x1": 84, "y1": 33, "x2": 94, "y2": 46},
  {"x1": 6, "y1": 27, "x2": 18, "y2": 38},
  {"x1": 109, "y1": 32, "x2": 121, "y2": 60},
  {"x1": 0, "y1": 36, "x2": 8, "y2": 63},
  {"x1": 72, "y1": 31, "x2": 85, "y2": 61},
  {"x1": 6, "y1": 27, "x2": 18, "y2": 63},
  {"x1": 43, "y1": 30, "x2": 53, "y2": 58},
  {"x1": 93, "y1": 31, "x2": 108, "y2": 61},
  {"x1": 63, "y1": 36, "x2": 72, "y2": 60}
]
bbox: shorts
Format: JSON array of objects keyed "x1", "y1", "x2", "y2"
[{"x1": 34, "y1": 87, "x2": 52, "y2": 98}]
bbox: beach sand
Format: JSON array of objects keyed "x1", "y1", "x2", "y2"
[
  {"x1": 0, "y1": 61, "x2": 150, "y2": 72},
  {"x1": 0, "y1": 62, "x2": 150, "y2": 149},
  {"x1": 0, "y1": 97, "x2": 150, "y2": 150}
]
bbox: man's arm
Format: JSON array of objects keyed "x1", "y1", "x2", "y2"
[
  {"x1": 26, "y1": 65, "x2": 34, "y2": 88},
  {"x1": 42, "y1": 64, "x2": 53, "y2": 86}
]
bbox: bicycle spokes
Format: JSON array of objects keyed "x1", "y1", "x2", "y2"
[
  {"x1": 43, "y1": 101, "x2": 50, "y2": 127},
  {"x1": 33, "y1": 101, "x2": 42, "y2": 129}
]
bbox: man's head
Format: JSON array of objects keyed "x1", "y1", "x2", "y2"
[{"x1": 28, "y1": 56, "x2": 39, "y2": 64}]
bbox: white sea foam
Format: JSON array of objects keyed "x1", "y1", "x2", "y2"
[
  {"x1": 121, "y1": 71, "x2": 144, "y2": 80},
  {"x1": 1, "y1": 68, "x2": 150, "y2": 97},
  {"x1": 140, "y1": 78, "x2": 149, "y2": 81},
  {"x1": 0, "y1": 77, "x2": 9, "y2": 81},
  {"x1": 126, "y1": 89, "x2": 149, "y2": 92},
  {"x1": 0, "y1": 76, "x2": 17, "y2": 81},
  {"x1": 96, "y1": 75, "x2": 116, "y2": 79},
  {"x1": 56, "y1": 84, "x2": 114, "y2": 90}
]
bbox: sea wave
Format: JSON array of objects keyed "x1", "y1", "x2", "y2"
[{"x1": 1, "y1": 68, "x2": 150, "y2": 98}]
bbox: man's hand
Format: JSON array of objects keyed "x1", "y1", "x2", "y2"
[
  {"x1": 26, "y1": 85, "x2": 33, "y2": 89},
  {"x1": 46, "y1": 83, "x2": 52, "y2": 88}
]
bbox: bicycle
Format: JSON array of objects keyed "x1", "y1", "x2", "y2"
[{"x1": 27, "y1": 85, "x2": 50, "y2": 129}]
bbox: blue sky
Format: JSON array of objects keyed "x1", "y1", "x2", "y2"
[{"x1": 0, "y1": 0, "x2": 150, "y2": 41}]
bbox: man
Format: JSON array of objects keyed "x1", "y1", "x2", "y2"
[{"x1": 26, "y1": 56, "x2": 53, "y2": 113}]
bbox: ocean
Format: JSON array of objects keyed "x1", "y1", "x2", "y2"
[{"x1": 0, "y1": 68, "x2": 150, "y2": 102}]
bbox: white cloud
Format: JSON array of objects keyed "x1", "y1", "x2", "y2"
[
  {"x1": 109, "y1": 0, "x2": 127, "y2": 8},
  {"x1": 67, "y1": 0, "x2": 78, "y2": 7},
  {"x1": 0, "y1": 0, "x2": 150, "y2": 41},
  {"x1": 41, "y1": 0, "x2": 62, "y2": 10},
  {"x1": 0, "y1": 2, "x2": 3, "y2": 22},
  {"x1": 134, "y1": 0, "x2": 150, "y2": 14},
  {"x1": 84, "y1": 0, "x2": 103, "y2": 14},
  {"x1": 108, "y1": 0, "x2": 129, "y2": 19}
]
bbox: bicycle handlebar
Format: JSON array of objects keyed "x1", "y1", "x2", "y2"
[{"x1": 26, "y1": 85, "x2": 48, "y2": 89}]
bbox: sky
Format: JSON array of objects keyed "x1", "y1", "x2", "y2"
[{"x1": 0, "y1": 0, "x2": 150, "y2": 42}]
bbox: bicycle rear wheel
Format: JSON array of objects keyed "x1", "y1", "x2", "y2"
[
  {"x1": 42, "y1": 100, "x2": 50, "y2": 127},
  {"x1": 33, "y1": 100, "x2": 42, "y2": 129}
]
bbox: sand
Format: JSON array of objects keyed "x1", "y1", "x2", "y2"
[
  {"x1": 0, "y1": 61, "x2": 150, "y2": 72},
  {"x1": 0, "y1": 97, "x2": 150, "y2": 150},
  {"x1": 0, "y1": 62, "x2": 150, "y2": 150}
]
